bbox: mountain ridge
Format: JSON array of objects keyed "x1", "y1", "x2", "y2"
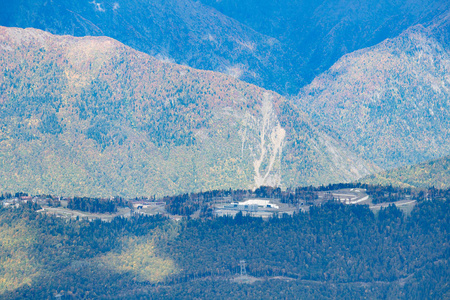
[
  {"x1": 0, "y1": 0, "x2": 295, "y2": 94},
  {"x1": 2, "y1": 0, "x2": 447, "y2": 95},
  {"x1": 0, "y1": 26, "x2": 377, "y2": 197},
  {"x1": 296, "y1": 15, "x2": 450, "y2": 170},
  {"x1": 200, "y1": 0, "x2": 449, "y2": 90}
]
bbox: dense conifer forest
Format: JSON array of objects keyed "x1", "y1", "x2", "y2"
[
  {"x1": 0, "y1": 185, "x2": 448, "y2": 299},
  {"x1": 67, "y1": 197, "x2": 131, "y2": 214}
]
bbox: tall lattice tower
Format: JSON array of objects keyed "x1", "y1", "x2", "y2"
[{"x1": 239, "y1": 260, "x2": 247, "y2": 276}]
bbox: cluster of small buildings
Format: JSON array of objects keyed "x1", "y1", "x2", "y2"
[
  {"x1": 131, "y1": 201, "x2": 165, "y2": 210},
  {"x1": 223, "y1": 199, "x2": 279, "y2": 211},
  {"x1": 1, "y1": 195, "x2": 55, "y2": 208},
  {"x1": 214, "y1": 198, "x2": 295, "y2": 218}
]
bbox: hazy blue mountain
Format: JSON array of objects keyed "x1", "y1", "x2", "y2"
[
  {"x1": 200, "y1": 0, "x2": 449, "y2": 89},
  {"x1": 0, "y1": 0, "x2": 295, "y2": 94},
  {"x1": 1, "y1": 0, "x2": 447, "y2": 94}
]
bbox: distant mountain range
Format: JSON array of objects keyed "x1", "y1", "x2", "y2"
[
  {"x1": 1, "y1": 0, "x2": 448, "y2": 95},
  {"x1": 0, "y1": 26, "x2": 376, "y2": 197}
]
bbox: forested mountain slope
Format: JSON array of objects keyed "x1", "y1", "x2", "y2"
[
  {"x1": 297, "y1": 14, "x2": 450, "y2": 170},
  {"x1": 0, "y1": 0, "x2": 293, "y2": 94},
  {"x1": 361, "y1": 155, "x2": 450, "y2": 189},
  {"x1": 0, "y1": 26, "x2": 376, "y2": 197},
  {"x1": 1, "y1": 196, "x2": 448, "y2": 299},
  {"x1": 200, "y1": 0, "x2": 449, "y2": 91}
]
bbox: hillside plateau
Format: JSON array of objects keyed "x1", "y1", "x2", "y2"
[
  {"x1": 297, "y1": 14, "x2": 450, "y2": 170},
  {"x1": 0, "y1": 26, "x2": 377, "y2": 197}
]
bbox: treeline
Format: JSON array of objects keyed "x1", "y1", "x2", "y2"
[
  {"x1": 67, "y1": 197, "x2": 129, "y2": 214},
  {"x1": 0, "y1": 192, "x2": 29, "y2": 200},
  {"x1": 243, "y1": 183, "x2": 446, "y2": 205},
  {"x1": 164, "y1": 193, "x2": 200, "y2": 216},
  {"x1": 162, "y1": 183, "x2": 449, "y2": 216},
  {"x1": 363, "y1": 185, "x2": 447, "y2": 204},
  {"x1": 163, "y1": 189, "x2": 252, "y2": 216}
]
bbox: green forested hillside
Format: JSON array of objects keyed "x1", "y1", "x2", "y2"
[
  {"x1": 361, "y1": 155, "x2": 450, "y2": 189},
  {"x1": 0, "y1": 26, "x2": 377, "y2": 197},
  {"x1": 0, "y1": 190, "x2": 448, "y2": 299},
  {"x1": 297, "y1": 18, "x2": 450, "y2": 170},
  {"x1": 1, "y1": 5, "x2": 449, "y2": 195}
]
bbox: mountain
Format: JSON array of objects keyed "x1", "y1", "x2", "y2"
[
  {"x1": 1, "y1": 0, "x2": 447, "y2": 95},
  {"x1": 296, "y1": 13, "x2": 450, "y2": 170},
  {"x1": 198, "y1": 0, "x2": 449, "y2": 90},
  {"x1": 0, "y1": 0, "x2": 294, "y2": 94},
  {"x1": 0, "y1": 26, "x2": 377, "y2": 197},
  {"x1": 361, "y1": 155, "x2": 450, "y2": 189}
]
